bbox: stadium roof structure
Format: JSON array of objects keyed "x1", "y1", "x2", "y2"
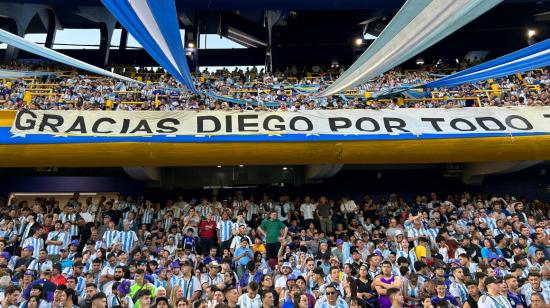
[{"x1": 0, "y1": 0, "x2": 548, "y2": 68}]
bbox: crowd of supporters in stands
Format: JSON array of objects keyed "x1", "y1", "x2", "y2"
[
  {"x1": 0, "y1": 62, "x2": 548, "y2": 111},
  {"x1": 0, "y1": 190, "x2": 548, "y2": 308}
]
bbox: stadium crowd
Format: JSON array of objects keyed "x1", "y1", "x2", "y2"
[
  {"x1": 0, "y1": 62, "x2": 549, "y2": 111},
  {"x1": 0, "y1": 191, "x2": 548, "y2": 308}
]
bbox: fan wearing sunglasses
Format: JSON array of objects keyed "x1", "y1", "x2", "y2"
[{"x1": 315, "y1": 284, "x2": 349, "y2": 308}]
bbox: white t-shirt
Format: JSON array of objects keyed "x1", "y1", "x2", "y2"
[
  {"x1": 275, "y1": 275, "x2": 288, "y2": 289},
  {"x1": 300, "y1": 203, "x2": 316, "y2": 220},
  {"x1": 79, "y1": 212, "x2": 94, "y2": 223}
]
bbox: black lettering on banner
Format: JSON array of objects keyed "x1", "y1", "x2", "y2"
[
  {"x1": 421, "y1": 118, "x2": 445, "y2": 132},
  {"x1": 475, "y1": 117, "x2": 506, "y2": 131},
  {"x1": 263, "y1": 115, "x2": 285, "y2": 131},
  {"x1": 120, "y1": 119, "x2": 131, "y2": 134},
  {"x1": 505, "y1": 115, "x2": 533, "y2": 131},
  {"x1": 450, "y1": 118, "x2": 476, "y2": 131},
  {"x1": 238, "y1": 114, "x2": 259, "y2": 132},
  {"x1": 289, "y1": 116, "x2": 313, "y2": 132},
  {"x1": 14, "y1": 109, "x2": 37, "y2": 130},
  {"x1": 65, "y1": 116, "x2": 87, "y2": 134},
  {"x1": 38, "y1": 114, "x2": 64, "y2": 132},
  {"x1": 328, "y1": 117, "x2": 352, "y2": 132},
  {"x1": 544, "y1": 114, "x2": 550, "y2": 119},
  {"x1": 226, "y1": 115, "x2": 232, "y2": 133},
  {"x1": 129, "y1": 120, "x2": 153, "y2": 134},
  {"x1": 197, "y1": 116, "x2": 221, "y2": 133},
  {"x1": 383, "y1": 117, "x2": 409, "y2": 133},
  {"x1": 92, "y1": 118, "x2": 116, "y2": 134},
  {"x1": 156, "y1": 118, "x2": 180, "y2": 134},
  {"x1": 355, "y1": 117, "x2": 380, "y2": 132}
]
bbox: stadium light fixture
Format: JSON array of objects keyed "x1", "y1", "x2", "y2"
[
  {"x1": 226, "y1": 27, "x2": 267, "y2": 47},
  {"x1": 187, "y1": 42, "x2": 195, "y2": 48},
  {"x1": 527, "y1": 29, "x2": 536, "y2": 38},
  {"x1": 239, "y1": 164, "x2": 244, "y2": 167},
  {"x1": 416, "y1": 58, "x2": 425, "y2": 65},
  {"x1": 355, "y1": 38, "x2": 363, "y2": 46},
  {"x1": 217, "y1": 165, "x2": 222, "y2": 168},
  {"x1": 225, "y1": 35, "x2": 255, "y2": 48},
  {"x1": 282, "y1": 166, "x2": 288, "y2": 170}
]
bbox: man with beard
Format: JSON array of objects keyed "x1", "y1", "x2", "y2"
[
  {"x1": 512, "y1": 202, "x2": 528, "y2": 223},
  {"x1": 463, "y1": 281, "x2": 481, "y2": 308},
  {"x1": 504, "y1": 275, "x2": 527, "y2": 308},
  {"x1": 449, "y1": 267, "x2": 469, "y2": 306},
  {"x1": 521, "y1": 272, "x2": 550, "y2": 305},
  {"x1": 102, "y1": 265, "x2": 125, "y2": 297}
]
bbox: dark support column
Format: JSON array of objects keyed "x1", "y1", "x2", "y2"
[
  {"x1": 190, "y1": 12, "x2": 200, "y2": 71},
  {"x1": 119, "y1": 28, "x2": 128, "y2": 51},
  {"x1": 98, "y1": 22, "x2": 111, "y2": 66},
  {"x1": 3, "y1": 19, "x2": 21, "y2": 61},
  {"x1": 44, "y1": 9, "x2": 56, "y2": 48}
]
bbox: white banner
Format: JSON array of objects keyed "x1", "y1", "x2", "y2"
[{"x1": 10, "y1": 107, "x2": 550, "y2": 137}]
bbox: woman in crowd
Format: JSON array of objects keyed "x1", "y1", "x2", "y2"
[
  {"x1": 169, "y1": 286, "x2": 183, "y2": 307},
  {"x1": 480, "y1": 239, "x2": 503, "y2": 263}
]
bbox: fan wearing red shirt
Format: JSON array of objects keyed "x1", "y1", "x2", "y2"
[
  {"x1": 199, "y1": 212, "x2": 218, "y2": 257},
  {"x1": 50, "y1": 263, "x2": 67, "y2": 286}
]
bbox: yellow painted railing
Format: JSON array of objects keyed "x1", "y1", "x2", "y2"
[
  {"x1": 27, "y1": 88, "x2": 54, "y2": 92},
  {"x1": 114, "y1": 90, "x2": 142, "y2": 94},
  {"x1": 27, "y1": 83, "x2": 60, "y2": 88},
  {"x1": 375, "y1": 96, "x2": 482, "y2": 107},
  {"x1": 116, "y1": 101, "x2": 147, "y2": 105}
]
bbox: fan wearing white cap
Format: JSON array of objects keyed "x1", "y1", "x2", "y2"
[
  {"x1": 200, "y1": 260, "x2": 224, "y2": 290},
  {"x1": 275, "y1": 262, "x2": 293, "y2": 295}
]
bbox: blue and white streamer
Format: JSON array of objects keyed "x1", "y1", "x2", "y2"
[
  {"x1": 420, "y1": 38, "x2": 550, "y2": 89},
  {"x1": 101, "y1": 0, "x2": 197, "y2": 93},
  {"x1": 319, "y1": 0, "x2": 502, "y2": 97},
  {"x1": 0, "y1": 28, "x2": 139, "y2": 84},
  {"x1": 0, "y1": 69, "x2": 56, "y2": 79}
]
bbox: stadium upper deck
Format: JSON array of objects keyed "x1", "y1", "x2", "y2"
[
  {"x1": 0, "y1": 64, "x2": 548, "y2": 111},
  {"x1": 0, "y1": 0, "x2": 547, "y2": 68}
]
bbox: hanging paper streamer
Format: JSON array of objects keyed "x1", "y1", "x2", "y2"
[
  {"x1": 420, "y1": 38, "x2": 550, "y2": 89},
  {"x1": 101, "y1": 0, "x2": 197, "y2": 93},
  {"x1": 319, "y1": 0, "x2": 502, "y2": 97},
  {"x1": 369, "y1": 39, "x2": 550, "y2": 98},
  {"x1": 0, "y1": 28, "x2": 140, "y2": 84},
  {"x1": 0, "y1": 69, "x2": 56, "y2": 79}
]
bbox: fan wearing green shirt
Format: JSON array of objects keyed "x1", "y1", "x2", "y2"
[
  {"x1": 258, "y1": 210, "x2": 288, "y2": 260},
  {"x1": 129, "y1": 269, "x2": 156, "y2": 307}
]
